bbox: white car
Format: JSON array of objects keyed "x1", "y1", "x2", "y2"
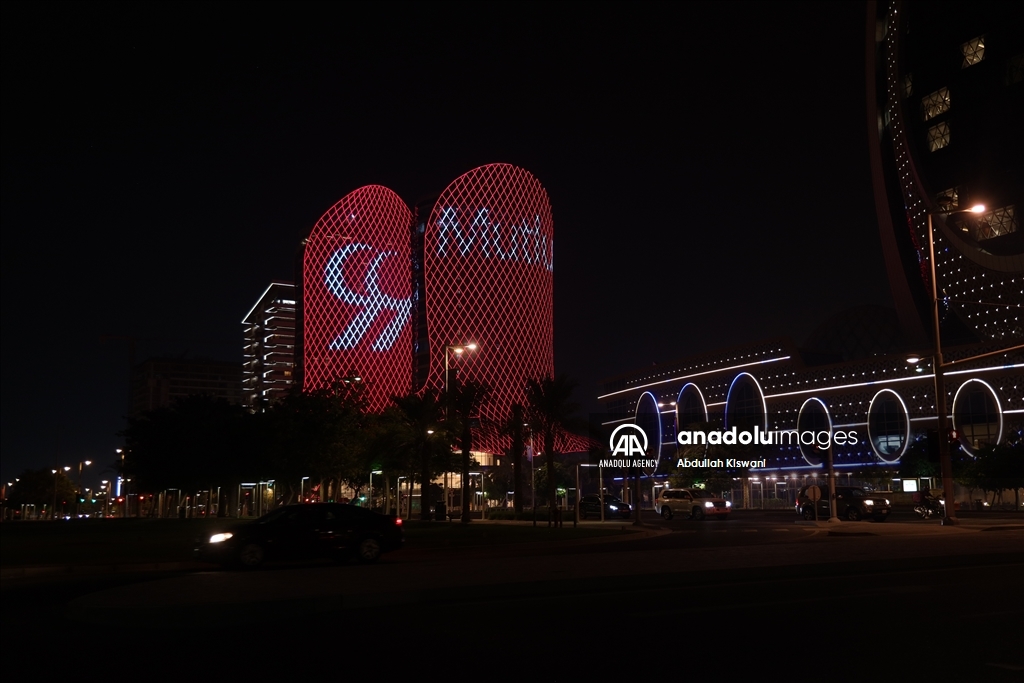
[{"x1": 657, "y1": 488, "x2": 731, "y2": 520}]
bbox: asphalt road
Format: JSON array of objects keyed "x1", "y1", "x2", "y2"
[{"x1": 3, "y1": 513, "x2": 1020, "y2": 678}]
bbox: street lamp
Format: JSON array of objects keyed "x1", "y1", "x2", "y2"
[
  {"x1": 444, "y1": 343, "x2": 479, "y2": 413},
  {"x1": 920, "y1": 203, "x2": 1024, "y2": 525},
  {"x1": 397, "y1": 476, "x2": 408, "y2": 518},
  {"x1": 369, "y1": 470, "x2": 382, "y2": 510},
  {"x1": 76, "y1": 460, "x2": 92, "y2": 517}
]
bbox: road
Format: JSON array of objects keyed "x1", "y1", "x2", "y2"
[{"x1": 3, "y1": 512, "x2": 1021, "y2": 678}]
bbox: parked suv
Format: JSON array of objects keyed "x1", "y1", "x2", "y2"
[
  {"x1": 656, "y1": 488, "x2": 731, "y2": 521},
  {"x1": 795, "y1": 485, "x2": 891, "y2": 522}
]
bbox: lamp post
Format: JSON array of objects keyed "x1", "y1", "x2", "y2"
[
  {"x1": 369, "y1": 470, "x2": 382, "y2": 510},
  {"x1": 300, "y1": 476, "x2": 309, "y2": 503},
  {"x1": 397, "y1": 476, "x2": 407, "y2": 518},
  {"x1": 922, "y1": 203, "x2": 1002, "y2": 526},
  {"x1": 76, "y1": 460, "x2": 92, "y2": 517},
  {"x1": 444, "y1": 342, "x2": 478, "y2": 423},
  {"x1": 51, "y1": 466, "x2": 70, "y2": 520}
]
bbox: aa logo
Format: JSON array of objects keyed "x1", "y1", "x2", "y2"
[{"x1": 609, "y1": 424, "x2": 648, "y2": 457}]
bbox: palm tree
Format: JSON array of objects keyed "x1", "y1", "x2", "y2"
[
  {"x1": 389, "y1": 390, "x2": 447, "y2": 521},
  {"x1": 449, "y1": 379, "x2": 491, "y2": 523},
  {"x1": 525, "y1": 375, "x2": 582, "y2": 527},
  {"x1": 501, "y1": 403, "x2": 526, "y2": 514}
]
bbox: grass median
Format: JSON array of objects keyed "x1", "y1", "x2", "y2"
[{"x1": 1, "y1": 517, "x2": 629, "y2": 567}]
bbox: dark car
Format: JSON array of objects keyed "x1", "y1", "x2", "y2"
[
  {"x1": 578, "y1": 494, "x2": 632, "y2": 519},
  {"x1": 795, "y1": 485, "x2": 891, "y2": 522},
  {"x1": 195, "y1": 503, "x2": 404, "y2": 568}
]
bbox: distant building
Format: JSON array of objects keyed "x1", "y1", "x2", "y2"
[
  {"x1": 242, "y1": 281, "x2": 297, "y2": 410},
  {"x1": 130, "y1": 357, "x2": 243, "y2": 414}
]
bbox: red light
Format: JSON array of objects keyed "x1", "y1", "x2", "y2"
[{"x1": 395, "y1": 517, "x2": 402, "y2": 525}]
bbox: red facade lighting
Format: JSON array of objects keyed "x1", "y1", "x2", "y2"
[
  {"x1": 423, "y1": 163, "x2": 555, "y2": 448},
  {"x1": 303, "y1": 185, "x2": 413, "y2": 412}
]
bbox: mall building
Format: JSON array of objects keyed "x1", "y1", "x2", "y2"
[{"x1": 597, "y1": 1, "x2": 1022, "y2": 508}]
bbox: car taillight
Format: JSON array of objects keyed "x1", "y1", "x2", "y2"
[{"x1": 395, "y1": 517, "x2": 403, "y2": 526}]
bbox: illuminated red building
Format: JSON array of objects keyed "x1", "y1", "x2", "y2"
[
  {"x1": 301, "y1": 164, "x2": 563, "y2": 455},
  {"x1": 301, "y1": 185, "x2": 413, "y2": 412},
  {"x1": 422, "y1": 163, "x2": 555, "y2": 452}
]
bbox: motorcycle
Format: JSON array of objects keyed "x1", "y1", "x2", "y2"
[{"x1": 914, "y1": 498, "x2": 944, "y2": 519}]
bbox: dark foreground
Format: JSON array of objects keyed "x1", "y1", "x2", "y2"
[{"x1": 2, "y1": 514, "x2": 1021, "y2": 679}]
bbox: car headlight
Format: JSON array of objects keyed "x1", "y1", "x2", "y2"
[
  {"x1": 885, "y1": 499, "x2": 890, "y2": 506},
  {"x1": 705, "y1": 502, "x2": 714, "y2": 508},
  {"x1": 209, "y1": 532, "x2": 233, "y2": 544},
  {"x1": 864, "y1": 500, "x2": 874, "y2": 506},
  {"x1": 726, "y1": 501, "x2": 732, "y2": 507},
  {"x1": 608, "y1": 505, "x2": 618, "y2": 511}
]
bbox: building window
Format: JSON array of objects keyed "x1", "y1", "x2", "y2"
[
  {"x1": 927, "y1": 121, "x2": 950, "y2": 151},
  {"x1": 961, "y1": 36, "x2": 985, "y2": 68},
  {"x1": 921, "y1": 87, "x2": 950, "y2": 121},
  {"x1": 976, "y1": 206, "x2": 1018, "y2": 240},
  {"x1": 935, "y1": 187, "x2": 958, "y2": 210},
  {"x1": 952, "y1": 379, "x2": 1002, "y2": 455},
  {"x1": 902, "y1": 73, "x2": 913, "y2": 97}
]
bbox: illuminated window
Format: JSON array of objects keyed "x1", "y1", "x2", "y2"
[
  {"x1": 961, "y1": 36, "x2": 985, "y2": 68},
  {"x1": 952, "y1": 379, "x2": 1002, "y2": 454},
  {"x1": 971, "y1": 206, "x2": 1018, "y2": 241},
  {"x1": 724, "y1": 373, "x2": 766, "y2": 432},
  {"x1": 920, "y1": 87, "x2": 950, "y2": 121},
  {"x1": 902, "y1": 73, "x2": 913, "y2": 97},
  {"x1": 927, "y1": 121, "x2": 950, "y2": 151},
  {"x1": 935, "y1": 187, "x2": 958, "y2": 210},
  {"x1": 867, "y1": 390, "x2": 908, "y2": 461}
]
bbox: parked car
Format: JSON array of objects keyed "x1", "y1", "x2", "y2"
[
  {"x1": 578, "y1": 494, "x2": 632, "y2": 519},
  {"x1": 795, "y1": 485, "x2": 891, "y2": 522},
  {"x1": 194, "y1": 503, "x2": 404, "y2": 568},
  {"x1": 656, "y1": 488, "x2": 731, "y2": 520}
]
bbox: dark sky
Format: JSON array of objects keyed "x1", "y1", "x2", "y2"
[{"x1": 0, "y1": 1, "x2": 891, "y2": 484}]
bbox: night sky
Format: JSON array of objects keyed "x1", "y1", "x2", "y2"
[{"x1": 1, "y1": 2, "x2": 892, "y2": 484}]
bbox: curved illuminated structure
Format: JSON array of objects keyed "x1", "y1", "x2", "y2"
[
  {"x1": 724, "y1": 372, "x2": 768, "y2": 432},
  {"x1": 866, "y1": 388, "x2": 910, "y2": 462},
  {"x1": 302, "y1": 185, "x2": 413, "y2": 412},
  {"x1": 634, "y1": 391, "x2": 663, "y2": 471},
  {"x1": 868, "y1": 1, "x2": 1023, "y2": 346},
  {"x1": 796, "y1": 397, "x2": 832, "y2": 467},
  {"x1": 423, "y1": 163, "x2": 555, "y2": 449},
  {"x1": 951, "y1": 378, "x2": 1003, "y2": 455}
]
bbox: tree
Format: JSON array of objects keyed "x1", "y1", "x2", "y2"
[
  {"x1": 5, "y1": 468, "x2": 76, "y2": 518},
  {"x1": 121, "y1": 394, "x2": 252, "y2": 494},
  {"x1": 449, "y1": 379, "x2": 491, "y2": 523},
  {"x1": 388, "y1": 389, "x2": 450, "y2": 521},
  {"x1": 970, "y1": 432, "x2": 1023, "y2": 509},
  {"x1": 501, "y1": 403, "x2": 526, "y2": 513},
  {"x1": 525, "y1": 374, "x2": 584, "y2": 528},
  {"x1": 260, "y1": 378, "x2": 369, "y2": 502}
]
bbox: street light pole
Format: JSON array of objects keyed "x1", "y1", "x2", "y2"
[
  {"x1": 925, "y1": 203, "x2": 986, "y2": 526},
  {"x1": 370, "y1": 470, "x2": 382, "y2": 510},
  {"x1": 52, "y1": 469, "x2": 58, "y2": 520},
  {"x1": 76, "y1": 460, "x2": 92, "y2": 518}
]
